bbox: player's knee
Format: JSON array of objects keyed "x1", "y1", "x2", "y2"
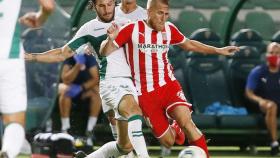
[
  {"x1": 117, "y1": 141, "x2": 133, "y2": 153},
  {"x1": 267, "y1": 103, "x2": 277, "y2": 115},
  {"x1": 119, "y1": 95, "x2": 142, "y2": 117}
]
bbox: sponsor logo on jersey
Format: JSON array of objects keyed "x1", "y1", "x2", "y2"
[
  {"x1": 261, "y1": 77, "x2": 267, "y2": 83},
  {"x1": 94, "y1": 27, "x2": 105, "y2": 31},
  {"x1": 138, "y1": 43, "x2": 168, "y2": 53},
  {"x1": 177, "y1": 91, "x2": 186, "y2": 101}
]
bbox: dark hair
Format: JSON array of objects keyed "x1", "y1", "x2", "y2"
[{"x1": 87, "y1": 0, "x2": 117, "y2": 10}]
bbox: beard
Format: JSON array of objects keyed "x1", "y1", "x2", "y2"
[{"x1": 97, "y1": 10, "x2": 115, "y2": 23}]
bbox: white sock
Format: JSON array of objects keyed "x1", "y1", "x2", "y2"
[
  {"x1": 128, "y1": 115, "x2": 149, "y2": 157},
  {"x1": 271, "y1": 141, "x2": 279, "y2": 147},
  {"x1": 2, "y1": 123, "x2": 25, "y2": 158},
  {"x1": 61, "y1": 117, "x2": 70, "y2": 131},
  {"x1": 87, "y1": 116, "x2": 98, "y2": 132},
  {"x1": 110, "y1": 123, "x2": 118, "y2": 140},
  {"x1": 86, "y1": 141, "x2": 123, "y2": 158}
]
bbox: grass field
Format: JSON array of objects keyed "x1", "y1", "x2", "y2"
[{"x1": 18, "y1": 146, "x2": 278, "y2": 158}]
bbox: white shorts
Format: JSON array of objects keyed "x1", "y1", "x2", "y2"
[
  {"x1": 0, "y1": 59, "x2": 27, "y2": 113},
  {"x1": 100, "y1": 77, "x2": 138, "y2": 121}
]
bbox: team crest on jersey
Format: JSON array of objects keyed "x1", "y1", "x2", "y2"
[
  {"x1": 177, "y1": 91, "x2": 186, "y2": 101},
  {"x1": 138, "y1": 43, "x2": 169, "y2": 53}
]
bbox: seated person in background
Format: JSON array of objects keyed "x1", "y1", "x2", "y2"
[
  {"x1": 58, "y1": 52, "x2": 101, "y2": 146},
  {"x1": 246, "y1": 42, "x2": 280, "y2": 156}
]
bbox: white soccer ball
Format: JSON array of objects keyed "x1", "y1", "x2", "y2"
[{"x1": 178, "y1": 146, "x2": 207, "y2": 158}]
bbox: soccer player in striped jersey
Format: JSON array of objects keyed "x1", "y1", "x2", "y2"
[
  {"x1": 25, "y1": 0, "x2": 150, "y2": 157},
  {"x1": 0, "y1": 0, "x2": 54, "y2": 157},
  {"x1": 101, "y1": 0, "x2": 240, "y2": 157}
]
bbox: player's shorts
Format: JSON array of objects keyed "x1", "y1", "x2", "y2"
[
  {"x1": 139, "y1": 80, "x2": 192, "y2": 138},
  {"x1": 0, "y1": 59, "x2": 27, "y2": 113},
  {"x1": 100, "y1": 77, "x2": 138, "y2": 121}
]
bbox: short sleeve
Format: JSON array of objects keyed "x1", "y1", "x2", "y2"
[
  {"x1": 169, "y1": 23, "x2": 186, "y2": 45},
  {"x1": 63, "y1": 56, "x2": 75, "y2": 66},
  {"x1": 67, "y1": 24, "x2": 89, "y2": 51},
  {"x1": 246, "y1": 66, "x2": 261, "y2": 91},
  {"x1": 114, "y1": 23, "x2": 135, "y2": 48},
  {"x1": 85, "y1": 55, "x2": 98, "y2": 68}
]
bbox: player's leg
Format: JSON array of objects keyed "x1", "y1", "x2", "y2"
[
  {"x1": 82, "y1": 87, "x2": 102, "y2": 145},
  {"x1": 86, "y1": 120, "x2": 133, "y2": 158},
  {"x1": 138, "y1": 90, "x2": 176, "y2": 149},
  {"x1": 1, "y1": 113, "x2": 25, "y2": 158},
  {"x1": 86, "y1": 87, "x2": 101, "y2": 133},
  {"x1": 100, "y1": 81, "x2": 118, "y2": 140},
  {"x1": 263, "y1": 102, "x2": 279, "y2": 155},
  {"x1": 106, "y1": 110, "x2": 118, "y2": 140},
  {"x1": 58, "y1": 83, "x2": 72, "y2": 132},
  {"x1": 0, "y1": 60, "x2": 27, "y2": 158},
  {"x1": 118, "y1": 94, "x2": 149, "y2": 157},
  {"x1": 165, "y1": 81, "x2": 209, "y2": 157},
  {"x1": 168, "y1": 106, "x2": 209, "y2": 158}
]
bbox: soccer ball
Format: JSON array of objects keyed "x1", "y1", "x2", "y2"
[{"x1": 178, "y1": 146, "x2": 207, "y2": 158}]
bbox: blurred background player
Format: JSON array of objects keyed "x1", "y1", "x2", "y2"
[
  {"x1": 115, "y1": 0, "x2": 147, "y2": 21},
  {"x1": 58, "y1": 52, "x2": 101, "y2": 147},
  {"x1": 0, "y1": 0, "x2": 54, "y2": 157},
  {"x1": 246, "y1": 42, "x2": 280, "y2": 156},
  {"x1": 101, "y1": 0, "x2": 239, "y2": 158},
  {"x1": 25, "y1": 0, "x2": 149, "y2": 157}
]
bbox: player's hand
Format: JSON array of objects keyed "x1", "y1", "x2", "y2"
[
  {"x1": 19, "y1": 0, "x2": 54, "y2": 28},
  {"x1": 107, "y1": 22, "x2": 119, "y2": 41},
  {"x1": 65, "y1": 84, "x2": 83, "y2": 98},
  {"x1": 24, "y1": 53, "x2": 36, "y2": 61},
  {"x1": 74, "y1": 54, "x2": 86, "y2": 65},
  {"x1": 74, "y1": 54, "x2": 86, "y2": 70},
  {"x1": 19, "y1": 12, "x2": 40, "y2": 28},
  {"x1": 84, "y1": 44, "x2": 94, "y2": 55},
  {"x1": 215, "y1": 46, "x2": 240, "y2": 56}
]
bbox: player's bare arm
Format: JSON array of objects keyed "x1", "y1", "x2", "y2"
[
  {"x1": 19, "y1": 0, "x2": 55, "y2": 28},
  {"x1": 179, "y1": 39, "x2": 240, "y2": 56},
  {"x1": 82, "y1": 66, "x2": 100, "y2": 90},
  {"x1": 100, "y1": 23, "x2": 119, "y2": 56},
  {"x1": 61, "y1": 63, "x2": 83, "y2": 84},
  {"x1": 24, "y1": 45, "x2": 74, "y2": 63}
]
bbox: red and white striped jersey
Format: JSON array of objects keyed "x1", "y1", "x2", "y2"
[{"x1": 113, "y1": 20, "x2": 187, "y2": 95}]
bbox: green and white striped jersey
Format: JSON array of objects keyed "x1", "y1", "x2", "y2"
[
  {"x1": 67, "y1": 17, "x2": 131, "y2": 80},
  {"x1": 0, "y1": 0, "x2": 22, "y2": 59}
]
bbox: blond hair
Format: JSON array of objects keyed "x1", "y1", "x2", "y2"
[{"x1": 147, "y1": 0, "x2": 169, "y2": 9}]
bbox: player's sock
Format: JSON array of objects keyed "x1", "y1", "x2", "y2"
[
  {"x1": 110, "y1": 123, "x2": 118, "y2": 140},
  {"x1": 128, "y1": 115, "x2": 149, "y2": 157},
  {"x1": 61, "y1": 117, "x2": 70, "y2": 132},
  {"x1": 1, "y1": 123, "x2": 25, "y2": 158},
  {"x1": 189, "y1": 135, "x2": 209, "y2": 158},
  {"x1": 271, "y1": 141, "x2": 279, "y2": 147},
  {"x1": 86, "y1": 141, "x2": 123, "y2": 158},
  {"x1": 86, "y1": 116, "x2": 98, "y2": 132}
]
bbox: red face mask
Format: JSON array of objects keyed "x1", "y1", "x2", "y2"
[{"x1": 266, "y1": 55, "x2": 280, "y2": 68}]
